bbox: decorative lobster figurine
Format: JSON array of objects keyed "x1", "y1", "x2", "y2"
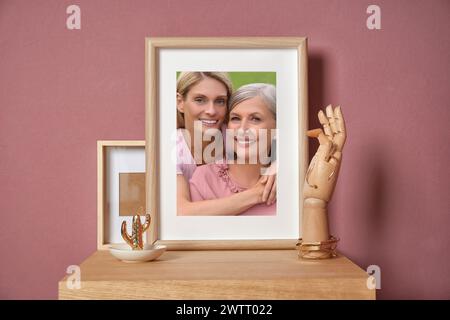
[{"x1": 121, "y1": 213, "x2": 151, "y2": 250}]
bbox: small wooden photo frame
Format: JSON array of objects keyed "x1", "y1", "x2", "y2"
[{"x1": 97, "y1": 140, "x2": 146, "y2": 250}]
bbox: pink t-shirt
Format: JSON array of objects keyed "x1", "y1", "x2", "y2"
[{"x1": 189, "y1": 163, "x2": 276, "y2": 216}]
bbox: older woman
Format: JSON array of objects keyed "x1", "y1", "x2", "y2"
[{"x1": 189, "y1": 83, "x2": 277, "y2": 216}]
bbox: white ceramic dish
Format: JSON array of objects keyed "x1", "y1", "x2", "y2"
[{"x1": 109, "y1": 244, "x2": 167, "y2": 263}]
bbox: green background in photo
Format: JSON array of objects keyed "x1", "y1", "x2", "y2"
[
  {"x1": 176, "y1": 72, "x2": 276, "y2": 90},
  {"x1": 228, "y1": 72, "x2": 276, "y2": 89}
]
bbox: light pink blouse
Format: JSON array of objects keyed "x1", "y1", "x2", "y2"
[
  {"x1": 189, "y1": 163, "x2": 276, "y2": 216},
  {"x1": 176, "y1": 129, "x2": 197, "y2": 181},
  {"x1": 176, "y1": 126, "x2": 227, "y2": 181}
]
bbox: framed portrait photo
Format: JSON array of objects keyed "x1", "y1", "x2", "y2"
[{"x1": 145, "y1": 37, "x2": 308, "y2": 250}]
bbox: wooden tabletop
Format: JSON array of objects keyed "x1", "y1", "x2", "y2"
[{"x1": 59, "y1": 250, "x2": 375, "y2": 300}]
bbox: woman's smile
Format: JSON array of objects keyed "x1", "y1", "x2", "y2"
[
  {"x1": 199, "y1": 118, "x2": 220, "y2": 127},
  {"x1": 235, "y1": 133, "x2": 257, "y2": 148}
]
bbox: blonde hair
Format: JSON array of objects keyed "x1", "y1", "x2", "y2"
[
  {"x1": 229, "y1": 83, "x2": 276, "y2": 119},
  {"x1": 176, "y1": 72, "x2": 233, "y2": 128}
]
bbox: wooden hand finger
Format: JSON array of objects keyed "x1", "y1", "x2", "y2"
[
  {"x1": 334, "y1": 106, "x2": 346, "y2": 151},
  {"x1": 318, "y1": 110, "x2": 333, "y2": 139},
  {"x1": 326, "y1": 104, "x2": 339, "y2": 134}
]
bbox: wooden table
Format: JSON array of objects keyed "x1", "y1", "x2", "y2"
[{"x1": 59, "y1": 250, "x2": 375, "y2": 299}]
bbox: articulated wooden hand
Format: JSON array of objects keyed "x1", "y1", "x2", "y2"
[
  {"x1": 304, "y1": 105, "x2": 346, "y2": 202},
  {"x1": 300, "y1": 105, "x2": 346, "y2": 258}
]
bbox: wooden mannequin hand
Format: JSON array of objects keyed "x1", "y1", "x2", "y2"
[{"x1": 303, "y1": 105, "x2": 346, "y2": 203}]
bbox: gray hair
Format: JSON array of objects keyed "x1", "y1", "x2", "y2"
[{"x1": 229, "y1": 83, "x2": 276, "y2": 119}]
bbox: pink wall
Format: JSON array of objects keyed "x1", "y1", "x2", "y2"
[{"x1": 0, "y1": 0, "x2": 449, "y2": 299}]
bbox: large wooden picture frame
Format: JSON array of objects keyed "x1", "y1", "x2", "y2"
[{"x1": 145, "y1": 37, "x2": 308, "y2": 250}]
